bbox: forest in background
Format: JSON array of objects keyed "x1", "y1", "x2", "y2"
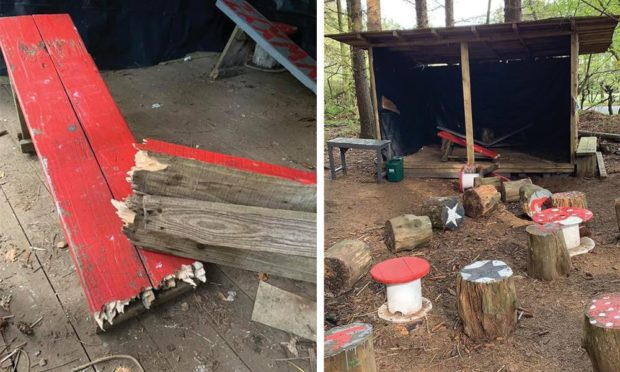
[{"x1": 324, "y1": 0, "x2": 620, "y2": 138}]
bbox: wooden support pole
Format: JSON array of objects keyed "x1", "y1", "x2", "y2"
[
  {"x1": 368, "y1": 47, "x2": 381, "y2": 139},
  {"x1": 460, "y1": 42, "x2": 474, "y2": 165},
  {"x1": 570, "y1": 32, "x2": 579, "y2": 164}
]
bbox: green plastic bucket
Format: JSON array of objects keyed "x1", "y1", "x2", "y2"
[{"x1": 386, "y1": 157, "x2": 404, "y2": 182}]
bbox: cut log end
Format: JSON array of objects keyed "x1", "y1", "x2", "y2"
[
  {"x1": 325, "y1": 240, "x2": 372, "y2": 297},
  {"x1": 582, "y1": 293, "x2": 620, "y2": 371},
  {"x1": 463, "y1": 185, "x2": 500, "y2": 218},
  {"x1": 384, "y1": 215, "x2": 432, "y2": 252}
]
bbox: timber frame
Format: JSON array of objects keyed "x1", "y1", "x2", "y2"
[{"x1": 331, "y1": 16, "x2": 619, "y2": 170}]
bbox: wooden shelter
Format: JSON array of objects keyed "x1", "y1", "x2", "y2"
[{"x1": 328, "y1": 17, "x2": 619, "y2": 176}]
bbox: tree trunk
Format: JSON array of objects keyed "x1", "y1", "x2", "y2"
[
  {"x1": 367, "y1": 0, "x2": 381, "y2": 31},
  {"x1": 463, "y1": 185, "x2": 501, "y2": 218},
  {"x1": 551, "y1": 191, "x2": 588, "y2": 209},
  {"x1": 325, "y1": 240, "x2": 373, "y2": 297},
  {"x1": 615, "y1": 198, "x2": 620, "y2": 232},
  {"x1": 420, "y1": 196, "x2": 464, "y2": 230},
  {"x1": 526, "y1": 223, "x2": 571, "y2": 281},
  {"x1": 457, "y1": 260, "x2": 518, "y2": 341},
  {"x1": 384, "y1": 215, "x2": 432, "y2": 252},
  {"x1": 335, "y1": 0, "x2": 351, "y2": 106},
  {"x1": 582, "y1": 293, "x2": 620, "y2": 372},
  {"x1": 347, "y1": 0, "x2": 375, "y2": 138},
  {"x1": 445, "y1": 0, "x2": 454, "y2": 27},
  {"x1": 519, "y1": 184, "x2": 552, "y2": 218},
  {"x1": 504, "y1": 0, "x2": 522, "y2": 22},
  {"x1": 415, "y1": 0, "x2": 429, "y2": 28},
  {"x1": 501, "y1": 178, "x2": 532, "y2": 202},
  {"x1": 325, "y1": 323, "x2": 377, "y2": 372},
  {"x1": 486, "y1": 0, "x2": 492, "y2": 24}
]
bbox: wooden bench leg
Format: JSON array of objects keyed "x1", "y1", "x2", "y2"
[
  {"x1": 328, "y1": 144, "x2": 337, "y2": 180},
  {"x1": 339, "y1": 148, "x2": 347, "y2": 175},
  {"x1": 11, "y1": 88, "x2": 35, "y2": 154}
]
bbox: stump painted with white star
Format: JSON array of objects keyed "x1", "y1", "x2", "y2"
[
  {"x1": 457, "y1": 260, "x2": 518, "y2": 341},
  {"x1": 582, "y1": 293, "x2": 620, "y2": 372},
  {"x1": 526, "y1": 223, "x2": 572, "y2": 281},
  {"x1": 420, "y1": 196, "x2": 464, "y2": 231}
]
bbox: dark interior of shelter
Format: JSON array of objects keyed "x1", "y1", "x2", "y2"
[
  {"x1": 374, "y1": 45, "x2": 571, "y2": 163},
  {"x1": 0, "y1": 0, "x2": 316, "y2": 71}
]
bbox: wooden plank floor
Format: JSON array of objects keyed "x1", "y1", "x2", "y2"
[{"x1": 0, "y1": 50, "x2": 315, "y2": 371}]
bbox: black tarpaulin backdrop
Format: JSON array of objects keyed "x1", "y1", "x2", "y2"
[
  {"x1": 0, "y1": 0, "x2": 316, "y2": 71},
  {"x1": 374, "y1": 47, "x2": 571, "y2": 163}
]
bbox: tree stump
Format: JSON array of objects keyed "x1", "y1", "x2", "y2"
[
  {"x1": 384, "y1": 215, "x2": 432, "y2": 252},
  {"x1": 325, "y1": 240, "x2": 373, "y2": 297},
  {"x1": 615, "y1": 198, "x2": 620, "y2": 232},
  {"x1": 501, "y1": 178, "x2": 532, "y2": 202},
  {"x1": 552, "y1": 191, "x2": 588, "y2": 209},
  {"x1": 325, "y1": 322, "x2": 376, "y2": 372},
  {"x1": 456, "y1": 260, "x2": 517, "y2": 341},
  {"x1": 582, "y1": 293, "x2": 620, "y2": 372},
  {"x1": 473, "y1": 176, "x2": 502, "y2": 191},
  {"x1": 519, "y1": 184, "x2": 552, "y2": 218},
  {"x1": 526, "y1": 223, "x2": 571, "y2": 281},
  {"x1": 420, "y1": 196, "x2": 464, "y2": 230},
  {"x1": 463, "y1": 185, "x2": 501, "y2": 218}
]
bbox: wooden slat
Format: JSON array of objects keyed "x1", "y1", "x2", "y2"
[
  {"x1": 132, "y1": 151, "x2": 316, "y2": 212},
  {"x1": 460, "y1": 42, "x2": 475, "y2": 165},
  {"x1": 136, "y1": 195, "x2": 317, "y2": 258},
  {"x1": 576, "y1": 136, "x2": 597, "y2": 156},
  {"x1": 596, "y1": 151, "x2": 607, "y2": 178},
  {"x1": 0, "y1": 15, "x2": 152, "y2": 313},
  {"x1": 32, "y1": 14, "x2": 195, "y2": 287}
]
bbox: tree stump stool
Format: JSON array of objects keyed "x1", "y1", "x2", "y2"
[
  {"x1": 384, "y1": 215, "x2": 432, "y2": 252},
  {"x1": 457, "y1": 260, "x2": 517, "y2": 341},
  {"x1": 325, "y1": 322, "x2": 376, "y2": 372},
  {"x1": 463, "y1": 185, "x2": 501, "y2": 218},
  {"x1": 582, "y1": 293, "x2": 620, "y2": 372},
  {"x1": 532, "y1": 207, "x2": 595, "y2": 257},
  {"x1": 525, "y1": 223, "x2": 571, "y2": 281},
  {"x1": 420, "y1": 196, "x2": 464, "y2": 230},
  {"x1": 552, "y1": 191, "x2": 588, "y2": 209},
  {"x1": 501, "y1": 178, "x2": 532, "y2": 202},
  {"x1": 325, "y1": 240, "x2": 373, "y2": 297},
  {"x1": 519, "y1": 184, "x2": 552, "y2": 218},
  {"x1": 370, "y1": 257, "x2": 432, "y2": 323}
]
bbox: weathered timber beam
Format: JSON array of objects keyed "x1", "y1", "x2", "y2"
[{"x1": 131, "y1": 151, "x2": 316, "y2": 213}]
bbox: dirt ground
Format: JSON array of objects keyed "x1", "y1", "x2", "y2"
[
  {"x1": 0, "y1": 52, "x2": 315, "y2": 371},
  {"x1": 324, "y1": 115, "x2": 620, "y2": 372}
]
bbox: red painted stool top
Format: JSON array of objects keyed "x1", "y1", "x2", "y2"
[
  {"x1": 371, "y1": 257, "x2": 430, "y2": 285},
  {"x1": 532, "y1": 207, "x2": 593, "y2": 225},
  {"x1": 586, "y1": 292, "x2": 620, "y2": 329}
]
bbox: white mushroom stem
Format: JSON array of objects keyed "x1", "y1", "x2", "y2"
[
  {"x1": 558, "y1": 216, "x2": 583, "y2": 249},
  {"x1": 386, "y1": 279, "x2": 422, "y2": 315}
]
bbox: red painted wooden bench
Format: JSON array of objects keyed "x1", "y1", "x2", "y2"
[{"x1": 0, "y1": 14, "x2": 316, "y2": 328}]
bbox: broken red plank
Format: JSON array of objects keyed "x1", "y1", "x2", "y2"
[
  {"x1": 31, "y1": 14, "x2": 199, "y2": 289},
  {"x1": 138, "y1": 138, "x2": 317, "y2": 185},
  {"x1": 437, "y1": 131, "x2": 500, "y2": 160},
  {"x1": 0, "y1": 16, "x2": 152, "y2": 319}
]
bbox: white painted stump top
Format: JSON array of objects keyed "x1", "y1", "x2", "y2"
[{"x1": 460, "y1": 260, "x2": 513, "y2": 284}]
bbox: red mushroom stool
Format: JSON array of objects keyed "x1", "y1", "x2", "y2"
[
  {"x1": 370, "y1": 257, "x2": 432, "y2": 322},
  {"x1": 532, "y1": 207, "x2": 594, "y2": 256}
]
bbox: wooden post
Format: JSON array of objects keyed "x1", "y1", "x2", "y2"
[
  {"x1": 582, "y1": 293, "x2": 620, "y2": 372},
  {"x1": 325, "y1": 323, "x2": 376, "y2": 372},
  {"x1": 570, "y1": 32, "x2": 579, "y2": 164},
  {"x1": 368, "y1": 47, "x2": 381, "y2": 139},
  {"x1": 384, "y1": 215, "x2": 432, "y2": 252},
  {"x1": 460, "y1": 42, "x2": 474, "y2": 165},
  {"x1": 457, "y1": 260, "x2": 518, "y2": 341},
  {"x1": 526, "y1": 223, "x2": 571, "y2": 281},
  {"x1": 325, "y1": 240, "x2": 373, "y2": 297}
]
